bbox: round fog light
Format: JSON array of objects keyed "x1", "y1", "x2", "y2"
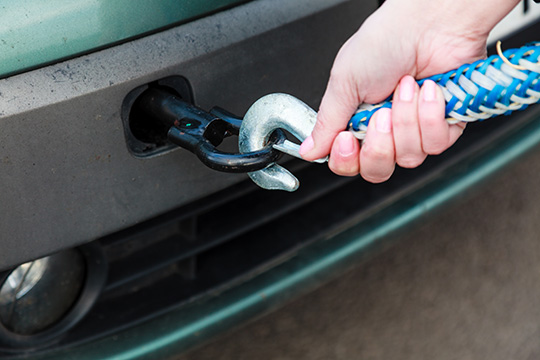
[
  {"x1": 0, "y1": 249, "x2": 85, "y2": 335},
  {"x1": 0, "y1": 243, "x2": 106, "y2": 348}
]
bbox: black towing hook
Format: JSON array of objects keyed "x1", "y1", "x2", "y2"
[{"x1": 133, "y1": 87, "x2": 285, "y2": 173}]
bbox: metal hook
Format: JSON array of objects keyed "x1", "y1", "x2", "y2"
[{"x1": 239, "y1": 93, "x2": 327, "y2": 192}]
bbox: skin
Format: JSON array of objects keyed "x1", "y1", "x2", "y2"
[{"x1": 300, "y1": 0, "x2": 521, "y2": 183}]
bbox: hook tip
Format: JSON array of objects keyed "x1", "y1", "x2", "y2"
[{"x1": 248, "y1": 165, "x2": 299, "y2": 192}]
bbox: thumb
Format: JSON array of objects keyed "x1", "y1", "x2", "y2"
[{"x1": 300, "y1": 75, "x2": 359, "y2": 161}]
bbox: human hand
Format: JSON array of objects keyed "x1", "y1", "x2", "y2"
[{"x1": 299, "y1": 0, "x2": 519, "y2": 183}]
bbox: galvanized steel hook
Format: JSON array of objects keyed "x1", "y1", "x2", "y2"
[{"x1": 239, "y1": 93, "x2": 326, "y2": 192}]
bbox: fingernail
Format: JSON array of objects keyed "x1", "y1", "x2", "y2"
[
  {"x1": 299, "y1": 135, "x2": 314, "y2": 157},
  {"x1": 399, "y1": 76, "x2": 415, "y2": 102},
  {"x1": 423, "y1": 80, "x2": 437, "y2": 102},
  {"x1": 337, "y1": 133, "x2": 355, "y2": 156},
  {"x1": 376, "y1": 109, "x2": 392, "y2": 133}
]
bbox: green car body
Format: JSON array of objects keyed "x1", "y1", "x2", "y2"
[
  {"x1": 0, "y1": 0, "x2": 246, "y2": 79},
  {"x1": 1, "y1": 0, "x2": 540, "y2": 359}
]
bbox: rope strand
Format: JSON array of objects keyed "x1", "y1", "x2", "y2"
[{"x1": 349, "y1": 42, "x2": 540, "y2": 140}]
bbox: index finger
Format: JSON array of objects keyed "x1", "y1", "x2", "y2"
[{"x1": 300, "y1": 74, "x2": 359, "y2": 161}]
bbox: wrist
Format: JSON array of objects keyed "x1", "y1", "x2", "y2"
[{"x1": 382, "y1": 0, "x2": 520, "y2": 39}]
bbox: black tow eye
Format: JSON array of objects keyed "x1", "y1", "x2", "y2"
[{"x1": 132, "y1": 88, "x2": 285, "y2": 173}]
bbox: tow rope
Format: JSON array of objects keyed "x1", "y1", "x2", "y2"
[{"x1": 349, "y1": 42, "x2": 540, "y2": 139}]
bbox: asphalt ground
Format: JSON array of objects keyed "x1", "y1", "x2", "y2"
[{"x1": 178, "y1": 144, "x2": 540, "y2": 360}]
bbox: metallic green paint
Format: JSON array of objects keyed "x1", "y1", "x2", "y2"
[
  {"x1": 0, "y1": 0, "x2": 246, "y2": 79},
  {"x1": 42, "y1": 111, "x2": 540, "y2": 359}
]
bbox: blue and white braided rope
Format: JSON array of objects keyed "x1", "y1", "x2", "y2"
[{"x1": 348, "y1": 42, "x2": 540, "y2": 140}]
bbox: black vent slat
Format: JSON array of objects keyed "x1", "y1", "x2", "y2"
[
  {"x1": 99, "y1": 176, "x2": 260, "y2": 250},
  {"x1": 106, "y1": 162, "x2": 354, "y2": 290}
]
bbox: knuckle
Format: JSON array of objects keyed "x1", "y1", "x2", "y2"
[
  {"x1": 420, "y1": 114, "x2": 441, "y2": 129},
  {"x1": 423, "y1": 141, "x2": 447, "y2": 155},
  {"x1": 329, "y1": 162, "x2": 359, "y2": 177},
  {"x1": 327, "y1": 65, "x2": 359, "y2": 106},
  {"x1": 328, "y1": 50, "x2": 352, "y2": 81},
  {"x1": 396, "y1": 155, "x2": 425, "y2": 168},
  {"x1": 329, "y1": 64, "x2": 347, "y2": 83},
  {"x1": 328, "y1": 150, "x2": 359, "y2": 176},
  {"x1": 361, "y1": 172, "x2": 392, "y2": 184},
  {"x1": 312, "y1": 117, "x2": 337, "y2": 146},
  {"x1": 327, "y1": 71, "x2": 352, "y2": 100},
  {"x1": 313, "y1": 116, "x2": 329, "y2": 134},
  {"x1": 456, "y1": 122, "x2": 467, "y2": 130},
  {"x1": 360, "y1": 165, "x2": 395, "y2": 184},
  {"x1": 362, "y1": 144, "x2": 394, "y2": 162},
  {"x1": 392, "y1": 112, "x2": 417, "y2": 127}
]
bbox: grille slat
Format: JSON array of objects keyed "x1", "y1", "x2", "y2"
[{"x1": 105, "y1": 161, "x2": 354, "y2": 290}]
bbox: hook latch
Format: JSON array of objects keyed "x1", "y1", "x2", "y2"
[{"x1": 239, "y1": 93, "x2": 326, "y2": 191}]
